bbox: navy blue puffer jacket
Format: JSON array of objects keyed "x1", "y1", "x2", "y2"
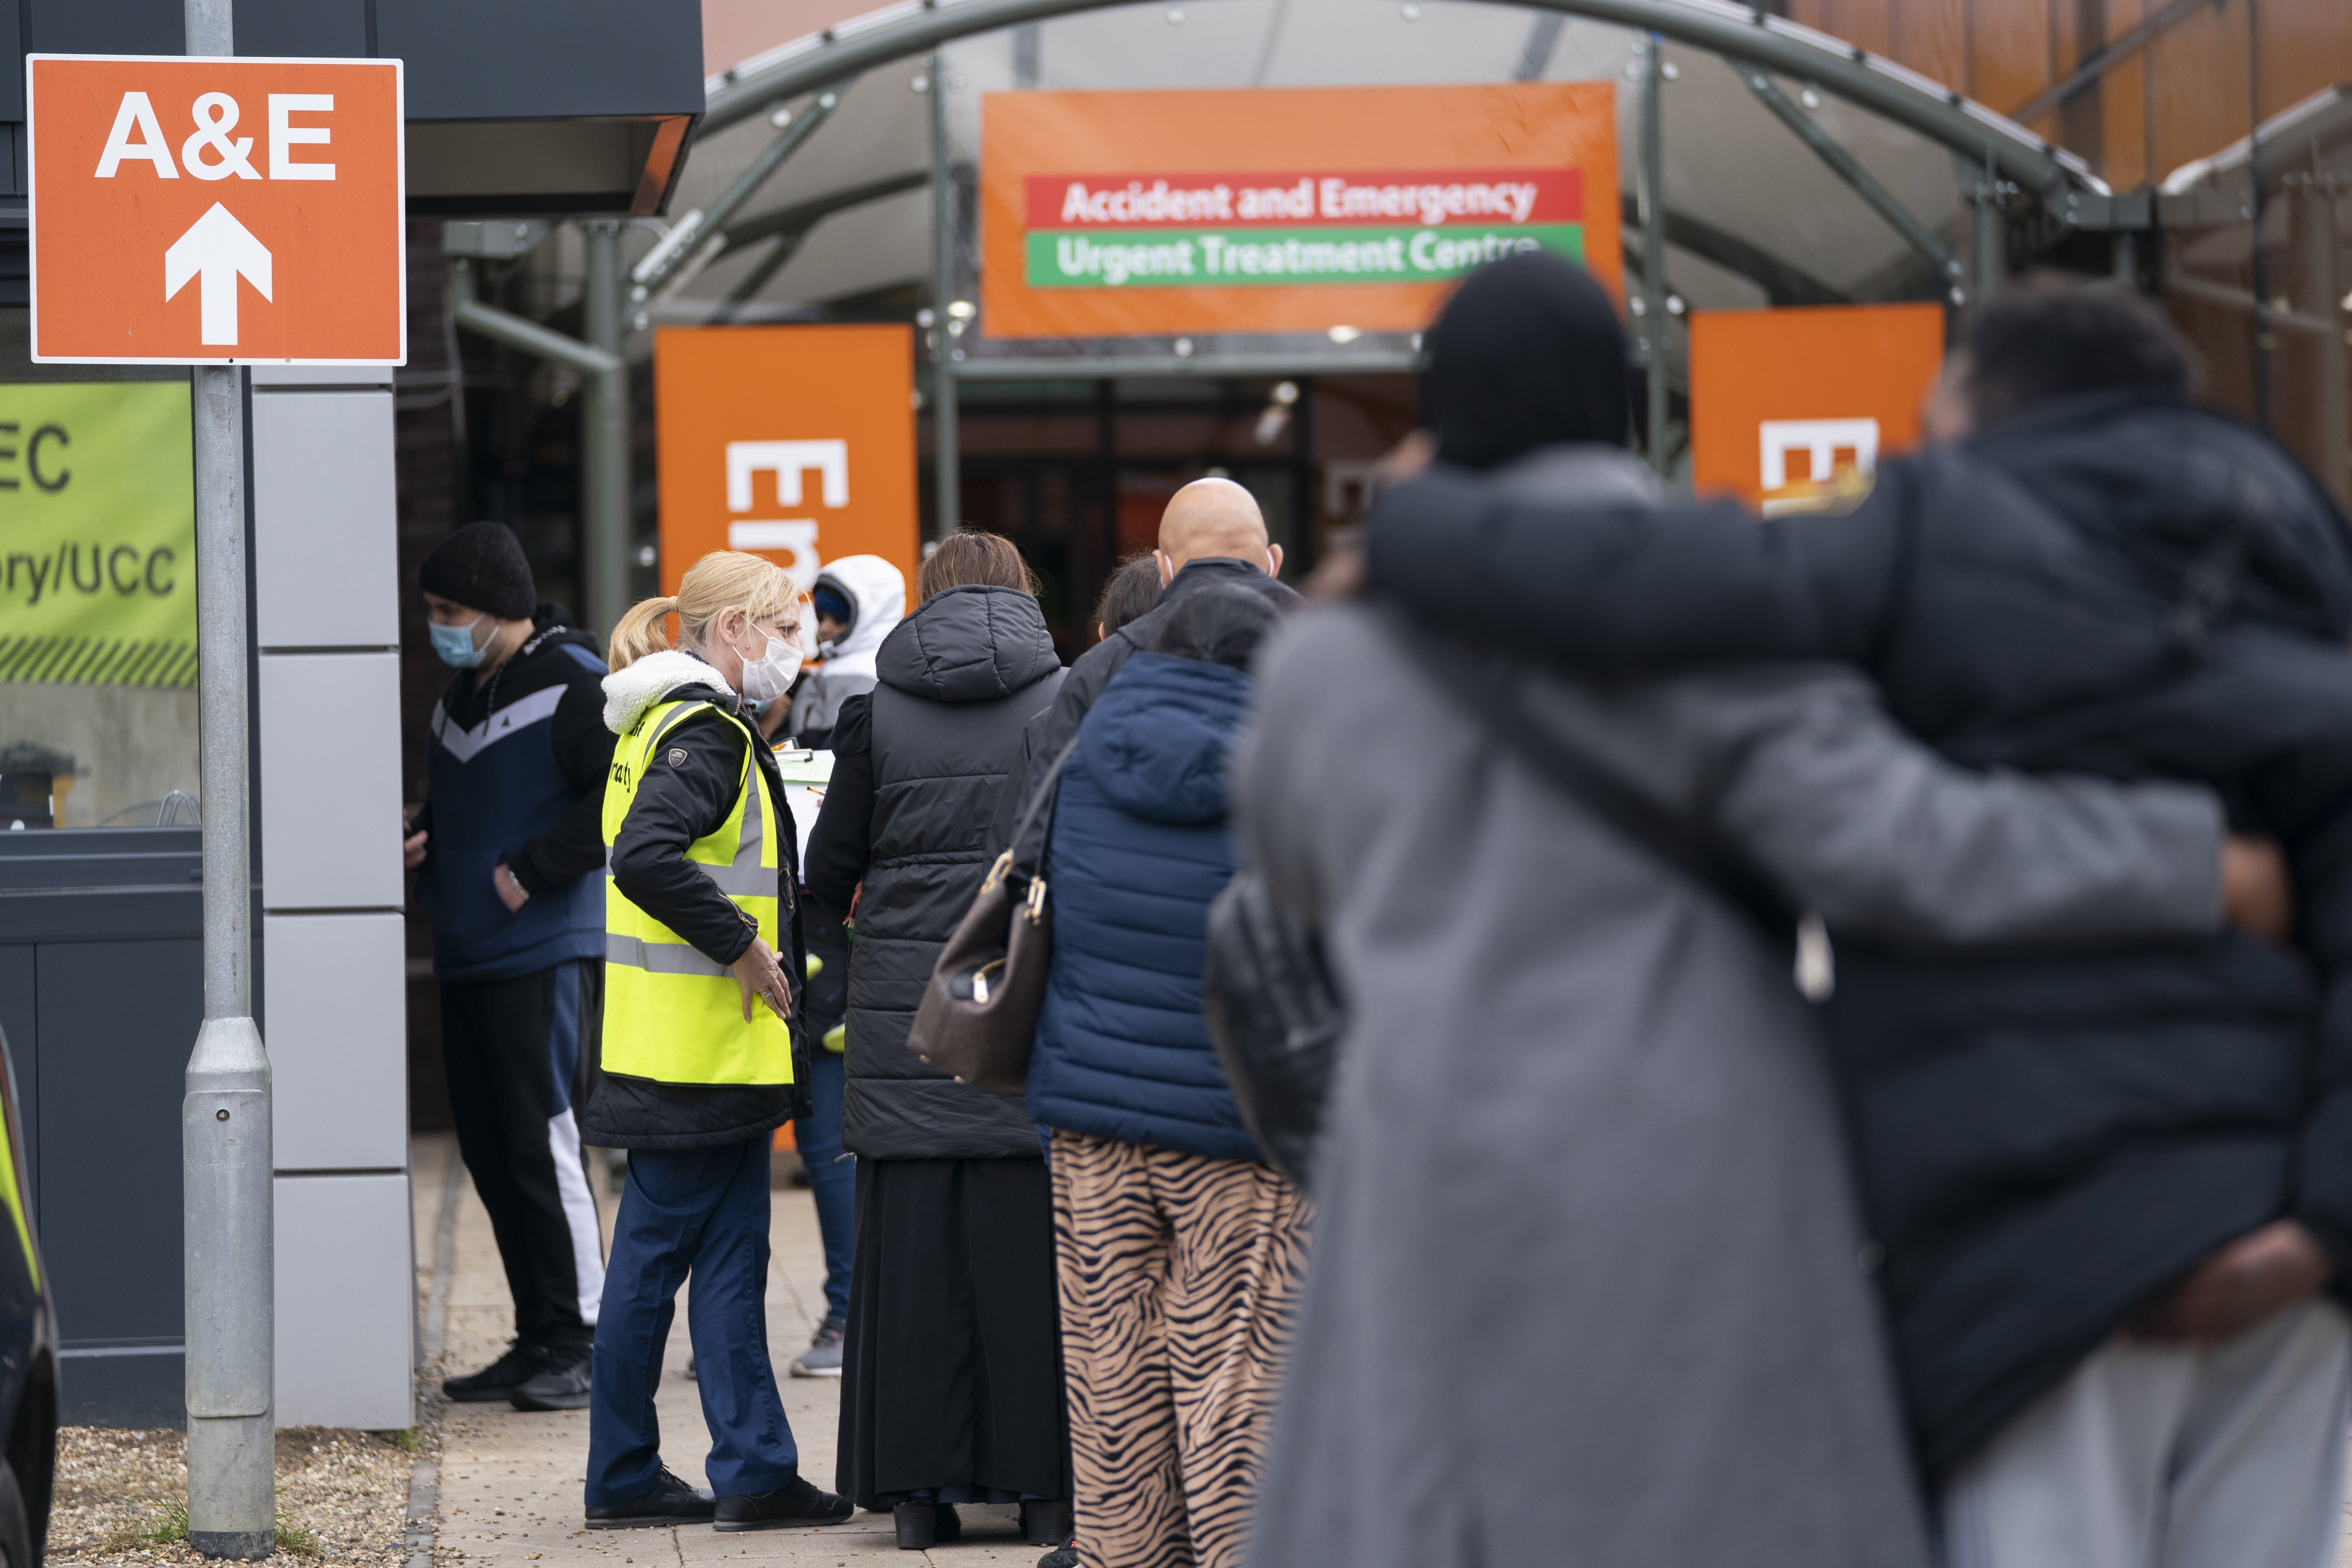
[{"x1": 1028, "y1": 652, "x2": 1258, "y2": 1162}]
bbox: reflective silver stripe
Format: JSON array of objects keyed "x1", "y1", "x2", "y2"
[
  {"x1": 697, "y1": 861, "x2": 777, "y2": 898},
  {"x1": 605, "y1": 933, "x2": 733, "y2": 977},
  {"x1": 733, "y1": 758, "x2": 766, "y2": 869}
]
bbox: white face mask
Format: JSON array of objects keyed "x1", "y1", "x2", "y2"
[{"x1": 734, "y1": 621, "x2": 804, "y2": 704}]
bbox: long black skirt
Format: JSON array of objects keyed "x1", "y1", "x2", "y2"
[{"x1": 837, "y1": 1157, "x2": 1068, "y2": 1507}]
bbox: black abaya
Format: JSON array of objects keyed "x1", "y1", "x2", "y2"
[{"x1": 837, "y1": 1157, "x2": 1068, "y2": 1507}]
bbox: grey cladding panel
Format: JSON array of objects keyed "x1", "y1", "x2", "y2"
[
  {"x1": 26, "y1": 0, "x2": 181, "y2": 53},
  {"x1": 232, "y1": 0, "x2": 369, "y2": 56},
  {"x1": 377, "y1": 0, "x2": 703, "y2": 120},
  {"x1": 37, "y1": 937, "x2": 196, "y2": 1345},
  {"x1": 253, "y1": 391, "x2": 399, "y2": 649}
]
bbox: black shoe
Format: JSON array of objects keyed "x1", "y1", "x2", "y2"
[
  {"x1": 509, "y1": 1342, "x2": 592, "y2": 1411},
  {"x1": 443, "y1": 1341, "x2": 546, "y2": 1403},
  {"x1": 892, "y1": 1501, "x2": 962, "y2": 1550},
  {"x1": 1021, "y1": 1501, "x2": 1071, "y2": 1548},
  {"x1": 712, "y1": 1474, "x2": 855, "y2": 1532},
  {"x1": 585, "y1": 1468, "x2": 715, "y2": 1529},
  {"x1": 1037, "y1": 1546, "x2": 1079, "y2": 1568}
]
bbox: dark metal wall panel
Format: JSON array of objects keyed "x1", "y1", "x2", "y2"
[
  {"x1": 59, "y1": 1349, "x2": 183, "y2": 1427},
  {"x1": 0, "y1": 945, "x2": 32, "y2": 1212},
  {"x1": 0, "y1": 0, "x2": 21, "y2": 121},
  {"x1": 377, "y1": 0, "x2": 703, "y2": 120},
  {"x1": 24, "y1": 0, "x2": 182, "y2": 54},
  {"x1": 232, "y1": 0, "x2": 369, "y2": 57},
  {"x1": 35, "y1": 937, "x2": 194, "y2": 1346}
]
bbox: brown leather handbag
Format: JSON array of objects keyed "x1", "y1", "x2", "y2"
[{"x1": 906, "y1": 732, "x2": 1083, "y2": 1091}]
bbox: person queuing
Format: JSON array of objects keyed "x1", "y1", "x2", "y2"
[
  {"x1": 407, "y1": 521, "x2": 612, "y2": 1413},
  {"x1": 788, "y1": 555, "x2": 908, "y2": 747},
  {"x1": 991, "y1": 478, "x2": 1296, "y2": 859},
  {"x1": 803, "y1": 530, "x2": 1073, "y2": 1553},
  {"x1": 1028, "y1": 582, "x2": 1299, "y2": 1568},
  {"x1": 1354, "y1": 271, "x2": 2352, "y2": 1568},
  {"x1": 1232, "y1": 254, "x2": 2290, "y2": 1568},
  {"x1": 1090, "y1": 551, "x2": 1164, "y2": 642},
  {"x1": 578, "y1": 551, "x2": 851, "y2": 1535},
  {"x1": 779, "y1": 555, "x2": 909, "y2": 1381}
]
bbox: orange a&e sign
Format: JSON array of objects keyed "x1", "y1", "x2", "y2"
[
  {"x1": 29, "y1": 55, "x2": 405, "y2": 365},
  {"x1": 654, "y1": 326, "x2": 920, "y2": 598},
  {"x1": 981, "y1": 85, "x2": 1620, "y2": 340},
  {"x1": 1688, "y1": 303, "x2": 1945, "y2": 515}
]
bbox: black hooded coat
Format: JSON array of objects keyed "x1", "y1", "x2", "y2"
[
  {"x1": 805, "y1": 583, "x2": 1067, "y2": 1160},
  {"x1": 1363, "y1": 390, "x2": 2352, "y2": 1477}
]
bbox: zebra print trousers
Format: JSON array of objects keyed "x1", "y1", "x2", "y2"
[{"x1": 1050, "y1": 1130, "x2": 1311, "y2": 1568}]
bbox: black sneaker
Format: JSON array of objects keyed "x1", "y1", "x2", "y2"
[
  {"x1": 509, "y1": 1342, "x2": 592, "y2": 1411},
  {"x1": 443, "y1": 1341, "x2": 544, "y2": 1403},
  {"x1": 711, "y1": 1474, "x2": 855, "y2": 1532},
  {"x1": 585, "y1": 1467, "x2": 715, "y2": 1529},
  {"x1": 1037, "y1": 1546, "x2": 1078, "y2": 1568},
  {"x1": 788, "y1": 1318, "x2": 845, "y2": 1379}
]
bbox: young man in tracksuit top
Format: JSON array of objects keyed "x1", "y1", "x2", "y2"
[{"x1": 407, "y1": 522, "x2": 615, "y2": 1411}]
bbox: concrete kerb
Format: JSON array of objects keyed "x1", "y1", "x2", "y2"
[{"x1": 406, "y1": 1140, "x2": 464, "y2": 1568}]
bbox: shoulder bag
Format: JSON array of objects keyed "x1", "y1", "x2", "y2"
[
  {"x1": 1201, "y1": 623, "x2": 1794, "y2": 1189},
  {"x1": 905, "y1": 730, "x2": 1085, "y2": 1091}
]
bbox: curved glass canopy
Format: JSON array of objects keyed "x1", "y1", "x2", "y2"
[{"x1": 648, "y1": 0, "x2": 2096, "y2": 379}]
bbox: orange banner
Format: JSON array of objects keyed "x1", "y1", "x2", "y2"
[
  {"x1": 980, "y1": 85, "x2": 1620, "y2": 340},
  {"x1": 653, "y1": 325, "x2": 920, "y2": 598},
  {"x1": 1687, "y1": 303, "x2": 1946, "y2": 514},
  {"x1": 29, "y1": 55, "x2": 405, "y2": 364}
]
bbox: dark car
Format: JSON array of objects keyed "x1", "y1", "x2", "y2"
[{"x1": 0, "y1": 1025, "x2": 55, "y2": 1568}]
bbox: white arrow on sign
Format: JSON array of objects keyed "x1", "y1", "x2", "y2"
[{"x1": 164, "y1": 202, "x2": 273, "y2": 347}]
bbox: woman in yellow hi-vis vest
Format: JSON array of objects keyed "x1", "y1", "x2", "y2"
[{"x1": 578, "y1": 552, "x2": 853, "y2": 1534}]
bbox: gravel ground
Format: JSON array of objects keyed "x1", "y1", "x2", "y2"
[{"x1": 47, "y1": 1423, "x2": 425, "y2": 1567}]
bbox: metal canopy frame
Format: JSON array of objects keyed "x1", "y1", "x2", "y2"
[
  {"x1": 705, "y1": 0, "x2": 2104, "y2": 196},
  {"x1": 675, "y1": 0, "x2": 2110, "y2": 521}
]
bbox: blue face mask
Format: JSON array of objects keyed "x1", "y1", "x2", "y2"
[{"x1": 430, "y1": 613, "x2": 487, "y2": 669}]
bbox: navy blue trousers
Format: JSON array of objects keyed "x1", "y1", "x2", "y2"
[
  {"x1": 585, "y1": 1137, "x2": 799, "y2": 1505},
  {"x1": 795, "y1": 1050, "x2": 853, "y2": 1324}
]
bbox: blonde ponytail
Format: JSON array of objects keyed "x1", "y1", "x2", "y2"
[
  {"x1": 607, "y1": 594, "x2": 678, "y2": 668},
  {"x1": 607, "y1": 551, "x2": 801, "y2": 670}
]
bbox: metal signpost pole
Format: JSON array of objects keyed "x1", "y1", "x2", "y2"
[
  {"x1": 582, "y1": 220, "x2": 631, "y2": 637},
  {"x1": 181, "y1": 0, "x2": 277, "y2": 1556},
  {"x1": 928, "y1": 54, "x2": 961, "y2": 539},
  {"x1": 1640, "y1": 34, "x2": 1671, "y2": 475}
]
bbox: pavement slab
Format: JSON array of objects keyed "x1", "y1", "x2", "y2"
[{"x1": 415, "y1": 1135, "x2": 1014, "y2": 1568}]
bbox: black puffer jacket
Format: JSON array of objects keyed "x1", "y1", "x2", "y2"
[
  {"x1": 1364, "y1": 393, "x2": 2352, "y2": 1477},
  {"x1": 805, "y1": 584, "x2": 1065, "y2": 1159}
]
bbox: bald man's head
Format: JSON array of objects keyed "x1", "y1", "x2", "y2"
[{"x1": 1156, "y1": 477, "x2": 1283, "y2": 586}]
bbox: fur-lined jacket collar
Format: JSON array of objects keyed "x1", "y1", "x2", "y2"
[{"x1": 602, "y1": 649, "x2": 740, "y2": 735}]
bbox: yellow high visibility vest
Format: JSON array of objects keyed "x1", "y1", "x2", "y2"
[{"x1": 601, "y1": 698, "x2": 794, "y2": 1086}]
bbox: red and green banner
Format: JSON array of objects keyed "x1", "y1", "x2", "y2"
[
  {"x1": 980, "y1": 86, "x2": 1621, "y2": 339},
  {"x1": 1022, "y1": 169, "x2": 1584, "y2": 289}
]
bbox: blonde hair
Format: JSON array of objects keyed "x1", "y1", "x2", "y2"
[{"x1": 608, "y1": 550, "x2": 804, "y2": 668}]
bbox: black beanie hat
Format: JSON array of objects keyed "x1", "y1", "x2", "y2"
[{"x1": 419, "y1": 521, "x2": 536, "y2": 621}]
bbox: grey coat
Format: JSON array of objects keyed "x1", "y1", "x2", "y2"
[{"x1": 1232, "y1": 452, "x2": 2225, "y2": 1568}]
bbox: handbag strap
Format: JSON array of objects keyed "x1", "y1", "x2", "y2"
[
  {"x1": 1004, "y1": 728, "x2": 1088, "y2": 885},
  {"x1": 1410, "y1": 630, "x2": 1793, "y2": 936}
]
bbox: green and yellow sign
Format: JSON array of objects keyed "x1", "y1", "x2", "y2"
[{"x1": 0, "y1": 381, "x2": 195, "y2": 686}]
